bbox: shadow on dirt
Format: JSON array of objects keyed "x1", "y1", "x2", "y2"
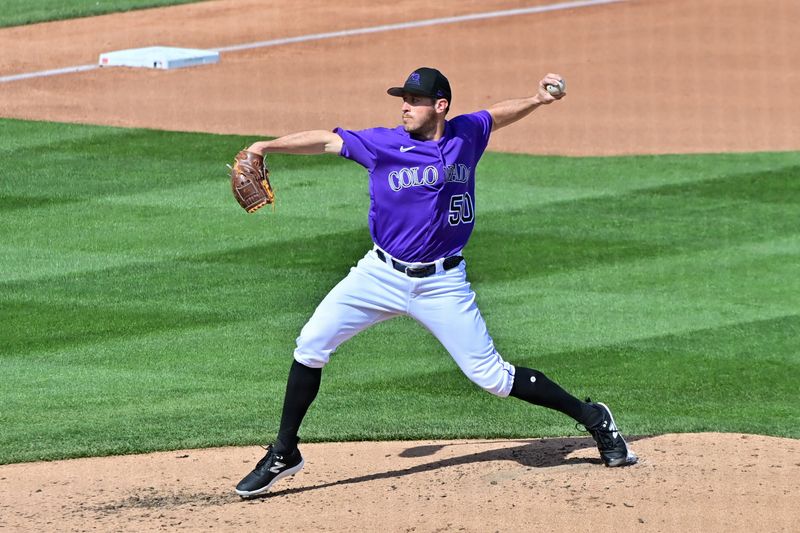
[
  {"x1": 256, "y1": 436, "x2": 647, "y2": 501},
  {"x1": 94, "y1": 436, "x2": 649, "y2": 511}
]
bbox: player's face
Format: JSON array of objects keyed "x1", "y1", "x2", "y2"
[{"x1": 401, "y1": 93, "x2": 440, "y2": 138}]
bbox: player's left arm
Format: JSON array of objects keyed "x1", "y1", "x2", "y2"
[{"x1": 487, "y1": 73, "x2": 565, "y2": 131}]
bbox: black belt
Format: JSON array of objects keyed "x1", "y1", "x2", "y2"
[{"x1": 375, "y1": 249, "x2": 463, "y2": 278}]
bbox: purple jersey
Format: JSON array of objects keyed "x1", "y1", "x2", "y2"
[{"x1": 334, "y1": 110, "x2": 493, "y2": 263}]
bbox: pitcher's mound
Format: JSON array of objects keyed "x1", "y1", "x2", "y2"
[{"x1": 0, "y1": 433, "x2": 797, "y2": 532}]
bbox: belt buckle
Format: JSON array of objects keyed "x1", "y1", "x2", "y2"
[{"x1": 405, "y1": 265, "x2": 431, "y2": 278}]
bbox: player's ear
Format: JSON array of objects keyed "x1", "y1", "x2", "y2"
[{"x1": 435, "y1": 98, "x2": 449, "y2": 114}]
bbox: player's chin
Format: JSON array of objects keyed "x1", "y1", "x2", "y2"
[{"x1": 402, "y1": 122, "x2": 419, "y2": 134}]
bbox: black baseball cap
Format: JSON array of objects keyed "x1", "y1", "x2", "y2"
[{"x1": 387, "y1": 67, "x2": 451, "y2": 103}]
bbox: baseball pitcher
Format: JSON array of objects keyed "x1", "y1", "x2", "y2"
[{"x1": 231, "y1": 67, "x2": 637, "y2": 498}]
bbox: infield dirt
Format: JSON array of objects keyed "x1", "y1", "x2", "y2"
[
  {"x1": 1, "y1": 0, "x2": 799, "y2": 155},
  {"x1": 1, "y1": 434, "x2": 797, "y2": 532},
  {"x1": 1, "y1": 1, "x2": 798, "y2": 532}
]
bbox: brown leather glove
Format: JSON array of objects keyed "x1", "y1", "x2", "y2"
[{"x1": 230, "y1": 150, "x2": 274, "y2": 213}]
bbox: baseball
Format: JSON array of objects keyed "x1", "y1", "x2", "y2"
[{"x1": 546, "y1": 79, "x2": 566, "y2": 96}]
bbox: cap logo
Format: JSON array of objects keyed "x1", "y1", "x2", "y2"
[{"x1": 407, "y1": 72, "x2": 421, "y2": 86}]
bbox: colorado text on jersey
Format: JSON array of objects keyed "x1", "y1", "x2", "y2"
[{"x1": 387, "y1": 163, "x2": 472, "y2": 191}]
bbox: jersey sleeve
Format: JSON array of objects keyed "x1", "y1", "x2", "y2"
[
  {"x1": 333, "y1": 127, "x2": 378, "y2": 171},
  {"x1": 455, "y1": 110, "x2": 493, "y2": 156}
]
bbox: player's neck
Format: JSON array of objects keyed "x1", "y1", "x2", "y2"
[{"x1": 410, "y1": 120, "x2": 446, "y2": 142}]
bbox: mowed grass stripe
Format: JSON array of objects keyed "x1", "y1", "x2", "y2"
[
  {"x1": 0, "y1": 0, "x2": 206, "y2": 28},
  {"x1": 5, "y1": 137, "x2": 797, "y2": 285},
  {"x1": 5, "y1": 223, "x2": 795, "y2": 361},
  {"x1": 1, "y1": 118, "x2": 798, "y2": 463}
]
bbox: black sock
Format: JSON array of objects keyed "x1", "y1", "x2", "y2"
[
  {"x1": 509, "y1": 366, "x2": 602, "y2": 428},
  {"x1": 275, "y1": 360, "x2": 322, "y2": 453}
]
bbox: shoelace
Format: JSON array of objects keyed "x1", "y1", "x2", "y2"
[
  {"x1": 590, "y1": 427, "x2": 619, "y2": 449},
  {"x1": 254, "y1": 445, "x2": 276, "y2": 469},
  {"x1": 575, "y1": 422, "x2": 619, "y2": 448}
]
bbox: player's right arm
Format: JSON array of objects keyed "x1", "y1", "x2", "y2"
[
  {"x1": 487, "y1": 73, "x2": 565, "y2": 131},
  {"x1": 247, "y1": 130, "x2": 343, "y2": 155}
]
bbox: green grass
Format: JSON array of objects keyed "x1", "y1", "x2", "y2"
[
  {"x1": 0, "y1": 0, "x2": 207, "y2": 28},
  {"x1": 1, "y1": 117, "x2": 799, "y2": 464}
]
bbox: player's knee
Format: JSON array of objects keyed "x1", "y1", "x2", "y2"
[
  {"x1": 293, "y1": 330, "x2": 332, "y2": 369},
  {"x1": 475, "y1": 377, "x2": 511, "y2": 397},
  {"x1": 294, "y1": 306, "x2": 360, "y2": 369},
  {"x1": 293, "y1": 350, "x2": 327, "y2": 369},
  {"x1": 462, "y1": 355, "x2": 514, "y2": 398}
]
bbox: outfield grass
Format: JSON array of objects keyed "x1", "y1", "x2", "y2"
[
  {"x1": 0, "y1": 0, "x2": 206, "y2": 28},
  {"x1": 1, "y1": 118, "x2": 798, "y2": 464}
]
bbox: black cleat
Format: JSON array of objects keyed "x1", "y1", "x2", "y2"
[
  {"x1": 235, "y1": 445, "x2": 304, "y2": 498},
  {"x1": 583, "y1": 399, "x2": 638, "y2": 467}
]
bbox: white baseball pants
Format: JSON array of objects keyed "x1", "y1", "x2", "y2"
[{"x1": 293, "y1": 248, "x2": 516, "y2": 397}]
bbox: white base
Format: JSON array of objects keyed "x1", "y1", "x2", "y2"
[{"x1": 98, "y1": 46, "x2": 219, "y2": 70}]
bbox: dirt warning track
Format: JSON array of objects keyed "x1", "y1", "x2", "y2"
[{"x1": 1, "y1": 0, "x2": 798, "y2": 155}]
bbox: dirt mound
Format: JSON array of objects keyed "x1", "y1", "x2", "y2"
[{"x1": 0, "y1": 433, "x2": 796, "y2": 532}]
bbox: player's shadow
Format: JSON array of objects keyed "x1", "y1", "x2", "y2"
[{"x1": 255, "y1": 436, "x2": 637, "y2": 500}]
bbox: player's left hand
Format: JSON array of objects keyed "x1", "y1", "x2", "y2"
[{"x1": 230, "y1": 150, "x2": 275, "y2": 213}]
